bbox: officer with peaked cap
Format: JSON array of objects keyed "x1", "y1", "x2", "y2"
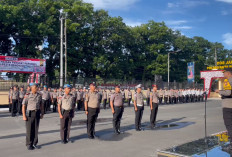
[
  {"x1": 85, "y1": 82, "x2": 101, "y2": 139},
  {"x1": 150, "y1": 84, "x2": 159, "y2": 128},
  {"x1": 110, "y1": 85, "x2": 124, "y2": 134},
  {"x1": 22, "y1": 83, "x2": 44, "y2": 150},
  {"x1": 134, "y1": 84, "x2": 145, "y2": 131},
  {"x1": 58, "y1": 84, "x2": 75, "y2": 144}
]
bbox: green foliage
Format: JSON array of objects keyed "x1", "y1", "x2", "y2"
[{"x1": 0, "y1": 0, "x2": 231, "y2": 83}]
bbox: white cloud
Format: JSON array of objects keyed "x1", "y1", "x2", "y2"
[
  {"x1": 83, "y1": 0, "x2": 140, "y2": 10},
  {"x1": 223, "y1": 33, "x2": 232, "y2": 48},
  {"x1": 167, "y1": 1, "x2": 209, "y2": 9},
  {"x1": 216, "y1": 0, "x2": 232, "y2": 4},
  {"x1": 172, "y1": 26, "x2": 193, "y2": 30},
  {"x1": 165, "y1": 20, "x2": 187, "y2": 25}
]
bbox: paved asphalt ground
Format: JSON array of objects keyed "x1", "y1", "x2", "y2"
[{"x1": 0, "y1": 99, "x2": 226, "y2": 157}]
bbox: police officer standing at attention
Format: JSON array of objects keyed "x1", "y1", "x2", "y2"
[
  {"x1": 158, "y1": 88, "x2": 164, "y2": 104},
  {"x1": 11, "y1": 85, "x2": 19, "y2": 117},
  {"x1": 164, "y1": 88, "x2": 169, "y2": 104},
  {"x1": 134, "y1": 84, "x2": 145, "y2": 131},
  {"x1": 41, "y1": 85, "x2": 50, "y2": 114},
  {"x1": 18, "y1": 86, "x2": 25, "y2": 115},
  {"x1": 102, "y1": 88, "x2": 108, "y2": 109},
  {"x1": 150, "y1": 85, "x2": 159, "y2": 129},
  {"x1": 51, "y1": 88, "x2": 58, "y2": 112},
  {"x1": 146, "y1": 88, "x2": 151, "y2": 106},
  {"x1": 58, "y1": 84, "x2": 75, "y2": 144},
  {"x1": 110, "y1": 85, "x2": 124, "y2": 135},
  {"x1": 22, "y1": 83, "x2": 44, "y2": 150},
  {"x1": 127, "y1": 88, "x2": 132, "y2": 107},
  {"x1": 85, "y1": 83, "x2": 101, "y2": 139}
]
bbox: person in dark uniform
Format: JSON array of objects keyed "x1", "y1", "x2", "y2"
[
  {"x1": 41, "y1": 85, "x2": 50, "y2": 114},
  {"x1": 150, "y1": 85, "x2": 159, "y2": 128},
  {"x1": 133, "y1": 84, "x2": 145, "y2": 131},
  {"x1": 58, "y1": 84, "x2": 75, "y2": 144},
  {"x1": 18, "y1": 86, "x2": 26, "y2": 115},
  {"x1": 22, "y1": 83, "x2": 44, "y2": 150},
  {"x1": 85, "y1": 83, "x2": 101, "y2": 139},
  {"x1": 51, "y1": 88, "x2": 58, "y2": 112},
  {"x1": 110, "y1": 85, "x2": 124, "y2": 134},
  {"x1": 127, "y1": 88, "x2": 132, "y2": 107},
  {"x1": 10, "y1": 85, "x2": 19, "y2": 117},
  {"x1": 102, "y1": 88, "x2": 107, "y2": 109}
]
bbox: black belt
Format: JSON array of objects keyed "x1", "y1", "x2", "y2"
[{"x1": 28, "y1": 109, "x2": 40, "y2": 112}]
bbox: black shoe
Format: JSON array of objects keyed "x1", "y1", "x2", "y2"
[
  {"x1": 136, "y1": 128, "x2": 141, "y2": 131},
  {"x1": 27, "y1": 146, "x2": 34, "y2": 150},
  {"x1": 33, "y1": 145, "x2": 41, "y2": 149},
  {"x1": 61, "y1": 140, "x2": 67, "y2": 144},
  {"x1": 88, "y1": 136, "x2": 94, "y2": 139},
  {"x1": 115, "y1": 130, "x2": 120, "y2": 135}
]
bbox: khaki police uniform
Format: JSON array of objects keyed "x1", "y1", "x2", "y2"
[
  {"x1": 102, "y1": 90, "x2": 107, "y2": 109},
  {"x1": 58, "y1": 93, "x2": 75, "y2": 142},
  {"x1": 22, "y1": 92, "x2": 43, "y2": 148},
  {"x1": 127, "y1": 90, "x2": 132, "y2": 107},
  {"x1": 11, "y1": 90, "x2": 19, "y2": 117},
  {"x1": 158, "y1": 90, "x2": 164, "y2": 104},
  {"x1": 146, "y1": 89, "x2": 151, "y2": 106},
  {"x1": 51, "y1": 91, "x2": 58, "y2": 112},
  {"x1": 18, "y1": 90, "x2": 26, "y2": 115},
  {"x1": 110, "y1": 92, "x2": 124, "y2": 134},
  {"x1": 134, "y1": 92, "x2": 145, "y2": 130},
  {"x1": 41, "y1": 90, "x2": 50, "y2": 114},
  {"x1": 85, "y1": 91, "x2": 101, "y2": 138},
  {"x1": 164, "y1": 90, "x2": 169, "y2": 104},
  {"x1": 150, "y1": 91, "x2": 159, "y2": 128}
]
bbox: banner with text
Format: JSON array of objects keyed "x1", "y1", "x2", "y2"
[
  {"x1": 187, "y1": 62, "x2": 194, "y2": 83},
  {"x1": 0, "y1": 56, "x2": 46, "y2": 74}
]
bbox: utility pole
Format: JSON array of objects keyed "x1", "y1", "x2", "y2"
[
  {"x1": 168, "y1": 52, "x2": 170, "y2": 90},
  {"x1": 64, "y1": 18, "x2": 67, "y2": 84},
  {"x1": 60, "y1": 14, "x2": 64, "y2": 87}
]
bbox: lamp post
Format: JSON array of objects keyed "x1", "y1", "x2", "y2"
[{"x1": 60, "y1": 9, "x2": 64, "y2": 87}]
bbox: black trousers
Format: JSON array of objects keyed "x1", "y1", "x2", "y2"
[
  {"x1": 164, "y1": 96, "x2": 168, "y2": 104},
  {"x1": 60, "y1": 110, "x2": 73, "y2": 141},
  {"x1": 103, "y1": 99, "x2": 107, "y2": 109},
  {"x1": 87, "y1": 107, "x2": 99, "y2": 137},
  {"x1": 113, "y1": 106, "x2": 124, "y2": 131},
  {"x1": 146, "y1": 98, "x2": 150, "y2": 106},
  {"x1": 26, "y1": 110, "x2": 40, "y2": 147},
  {"x1": 47, "y1": 99, "x2": 51, "y2": 111},
  {"x1": 169, "y1": 97, "x2": 172, "y2": 104},
  {"x1": 135, "y1": 106, "x2": 144, "y2": 129},
  {"x1": 128, "y1": 98, "x2": 132, "y2": 107},
  {"x1": 185, "y1": 95, "x2": 189, "y2": 103},
  {"x1": 42, "y1": 99, "x2": 49, "y2": 114},
  {"x1": 173, "y1": 97, "x2": 177, "y2": 104},
  {"x1": 52, "y1": 98, "x2": 57, "y2": 112},
  {"x1": 223, "y1": 108, "x2": 232, "y2": 143},
  {"x1": 11, "y1": 99, "x2": 18, "y2": 116},
  {"x1": 159, "y1": 97, "x2": 163, "y2": 104},
  {"x1": 18, "y1": 98, "x2": 23, "y2": 114},
  {"x1": 150, "y1": 103, "x2": 158, "y2": 127}
]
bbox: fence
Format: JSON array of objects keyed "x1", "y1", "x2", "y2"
[{"x1": 0, "y1": 75, "x2": 203, "y2": 91}]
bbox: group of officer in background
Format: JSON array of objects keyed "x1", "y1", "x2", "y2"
[{"x1": 7, "y1": 82, "x2": 207, "y2": 150}]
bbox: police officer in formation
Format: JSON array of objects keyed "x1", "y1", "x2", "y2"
[
  {"x1": 110, "y1": 85, "x2": 124, "y2": 134},
  {"x1": 133, "y1": 84, "x2": 145, "y2": 131},
  {"x1": 58, "y1": 84, "x2": 75, "y2": 144},
  {"x1": 85, "y1": 83, "x2": 101, "y2": 139},
  {"x1": 102, "y1": 88, "x2": 108, "y2": 109},
  {"x1": 10, "y1": 85, "x2": 19, "y2": 117},
  {"x1": 41, "y1": 85, "x2": 50, "y2": 114},
  {"x1": 22, "y1": 83, "x2": 44, "y2": 150},
  {"x1": 150, "y1": 85, "x2": 159, "y2": 128},
  {"x1": 18, "y1": 86, "x2": 25, "y2": 115},
  {"x1": 51, "y1": 88, "x2": 58, "y2": 112}
]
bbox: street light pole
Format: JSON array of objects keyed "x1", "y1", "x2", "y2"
[
  {"x1": 64, "y1": 18, "x2": 67, "y2": 84},
  {"x1": 60, "y1": 15, "x2": 64, "y2": 87}
]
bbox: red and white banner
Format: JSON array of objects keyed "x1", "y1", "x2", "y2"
[{"x1": 0, "y1": 56, "x2": 46, "y2": 74}]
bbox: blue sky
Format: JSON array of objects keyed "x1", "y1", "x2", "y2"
[{"x1": 84, "y1": 0, "x2": 232, "y2": 50}]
